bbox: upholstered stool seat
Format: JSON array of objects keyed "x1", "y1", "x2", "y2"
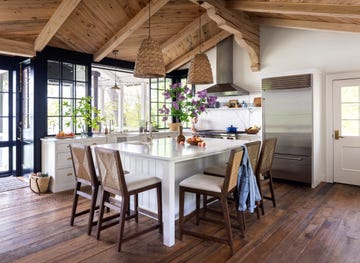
[
  {"x1": 125, "y1": 175, "x2": 161, "y2": 192},
  {"x1": 180, "y1": 174, "x2": 224, "y2": 192}
]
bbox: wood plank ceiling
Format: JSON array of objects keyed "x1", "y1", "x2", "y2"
[{"x1": 0, "y1": 0, "x2": 360, "y2": 72}]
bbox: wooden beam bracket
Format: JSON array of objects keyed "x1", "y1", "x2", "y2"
[{"x1": 205, "y1": 4, "x2": 260, "y2": 72}]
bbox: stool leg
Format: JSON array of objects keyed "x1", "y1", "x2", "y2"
[
  {"x1": 221, "y1": 195, "x2": 234, "y2": 255},
  {"x1": 117, "y1": 196, "x2": 128, "y2": 252},
  {"x1": 157, "y1": 183, "x2": 163, "y2": 234},
  {"x1": 134, "y1": 193, "x2": 139, "y2": 223},
  {"x1": 87, "y1": 185, "x2": 98, "y2": 235},
  {"x1": 96, "y1": 190, "x2": 107, "y2": 240},
  {"x1": 70, "y1": 181, "x2": 81, "y2": 226},
  {"x1": 196, "y1": 193, "x2": 200, "y2": 225},
  {"x1": 269, "y1": 171, "x2": 276, "y2": 207}
]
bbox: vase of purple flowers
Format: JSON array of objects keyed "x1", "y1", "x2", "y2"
[{"x1": 159, "y1": 82, "x2": 217, "y2": 129}]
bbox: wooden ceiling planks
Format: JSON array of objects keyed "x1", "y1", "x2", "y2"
[{"x1": 2, "y1": 0, "x2": 360, "y2": 69}]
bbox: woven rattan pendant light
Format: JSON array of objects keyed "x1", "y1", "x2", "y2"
[
  {"x1": 134, "y1": 0, "x2": 165, "y2": 78},
  {"x1": 187, "y1": 1, "x2": 213, "y2": 85},
  {"x1": 111, "y1": 50, "x2": 120, "y2": 90}
]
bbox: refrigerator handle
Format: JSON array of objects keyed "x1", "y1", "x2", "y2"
[{"x1": 274, "y1": 154, "x2": 303, "y2": 161}]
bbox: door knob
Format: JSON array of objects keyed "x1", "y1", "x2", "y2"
[{"x1": 334, "y1": 130, "x2": 344, "y2": 140}]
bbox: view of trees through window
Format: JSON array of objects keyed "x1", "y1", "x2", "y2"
[{"x1": 92, "y1": 66, "x2": 149, "y2": 132}]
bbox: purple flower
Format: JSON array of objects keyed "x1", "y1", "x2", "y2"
[
  {"x1": 177, "y1": 94, "x2": 186, "y2": 101},
  {"x1": 162, "y1": 116, "x2": 168, "y2": 122},
  {"x1": 172, "y1": 101, "x2": 179, "y2": 110},
  {"x1": 184, "y1": 87, "x2": 190, "y2": 94},
  {"x1": 199, "y1": 105, "x2": 206, "y2": 112},
  {"x1": 197, "y1": 89, "x2": 207, "y2": 99},
  {"x1": 163, "y1": 91, "x2": 171, "y2": 99},
  {"x1": 207, "y1": 95, "x2": 217, "y2": 107}
]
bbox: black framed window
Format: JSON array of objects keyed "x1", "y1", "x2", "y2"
[
  {"x1": 47, "y1": 60, "x2": 88, "y2": 135},
  {"x1": 150, "y1": 77, "x2": 172, "y2": 129}
]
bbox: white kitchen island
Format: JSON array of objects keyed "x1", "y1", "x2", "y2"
[{"x1": 93, "y1": 137, "x2": 253, "y2": 247}]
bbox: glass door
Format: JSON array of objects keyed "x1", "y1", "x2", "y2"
[
  {"x1": 16, "y1": 65, "x2": 34, "y2": 176},
  {"x1": 0, "y1": 69, "x2": 15, "y2": 177}
]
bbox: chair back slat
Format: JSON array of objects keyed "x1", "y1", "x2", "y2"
[
  {"x1": 245, "y1": 141, "x2": 261, "y2": 172},
  {"x1": 95, "y1": 147, "x2": 127, "y2": 197},
  {"x1": 257, "y1": 138, "x2": 277, "y2": 174},
  {"x1": 223, "y1": 147, "x2": 244, "y2": 193},
  {"x1": 69, "y1": 144, "x2": 98, "y2": 186}
]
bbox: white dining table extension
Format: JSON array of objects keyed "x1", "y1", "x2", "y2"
[{"x1": 93, "y1": 137, "x2": 252, "y2": 247}]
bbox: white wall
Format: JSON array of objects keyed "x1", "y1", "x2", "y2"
[
  {"x1": 192, "y1": 26, "x2": 360, "y2": 185},
  {"x1": 234, "y1": 26, "x2": 360, "y2": 92}
]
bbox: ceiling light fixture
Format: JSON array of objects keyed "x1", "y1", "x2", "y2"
[
  {"x1": 111, "y1": 50, "x2": 120, "y2": 90},
  {"x1": 187, "y1": 1, "x2": 213, "y2": 85},
  {"x1": 134, "y1": 0, "x2": 165, "y2": 78}
]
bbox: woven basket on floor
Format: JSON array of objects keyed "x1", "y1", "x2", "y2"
[{"x1": 30, "y1": 175, "x2": 50, "y2": 194}]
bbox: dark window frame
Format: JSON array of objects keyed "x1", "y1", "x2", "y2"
[{"x1": 46, "y1": 60, "x2": 89, "y2": 135}]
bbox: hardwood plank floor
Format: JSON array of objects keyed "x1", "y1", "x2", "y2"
[{"x1": 0, "y1": 181, "x2": 359, "y2": 263}]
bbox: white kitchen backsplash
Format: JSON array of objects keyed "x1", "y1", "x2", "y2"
[{"x1": 195, "y1": 93, "x2": 262, "y2": 131}]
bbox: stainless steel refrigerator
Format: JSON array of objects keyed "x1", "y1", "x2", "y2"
[{"x1": 262, "y1": 74, "x2": 312, "y2": 184}]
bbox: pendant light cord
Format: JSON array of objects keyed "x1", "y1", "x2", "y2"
[
  {"x1": 148, "y1": 0, "x2": 151, "y2": 38},
  {"x1": 198, "y1": 1, "x2": 202, "y2": 53}
]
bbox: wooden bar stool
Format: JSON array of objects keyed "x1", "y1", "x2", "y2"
[
  {"x1": 69, "y1": 144, "x2": 100, "y2": 235},
  {"x1": 94, "y1": 147, "x2": 162, "y2": 252},
  {"x1": 179, "y1": 147, "x2": 245, "y2": 255},
  {"x1": 255, "y1": 137, "x2": 277, "y2": 215},
  {"x1": 202, "y1": 141, "x2": 262, "y2": 215}
]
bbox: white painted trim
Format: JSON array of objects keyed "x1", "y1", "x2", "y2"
[{"x1": 325, "y1": 71, "x2": 360, "y2": 183}]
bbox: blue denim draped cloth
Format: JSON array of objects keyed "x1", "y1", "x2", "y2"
[{"x1": 236, "y1": 146, "x2": 261, "y2": 213}]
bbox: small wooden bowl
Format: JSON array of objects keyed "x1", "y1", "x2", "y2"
[
  {"x1": 245, "y1": 128, "x2": 260, "y2": 134},
  {"x1": 186, "y1": 138, "x2": 202, "y2": 145}
]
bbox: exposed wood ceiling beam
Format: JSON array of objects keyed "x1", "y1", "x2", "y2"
[
  {"x1": 94, "y1": 0, "x2": 170, "y2": 62},
  {"x1": 0, "y1": 38, "x2": 35, "y2": 57},
  {"x1": 165, "y1": 30, "x2": 230, "y2": 73},
  {"x1": 252, "y1": 17, "x2": 360, "y2": 33},
  {"x1": 201, "y1": 0, "x2": 260, "y2": 71},
  {"x1": 226, "y1": 1, "x2": 360, "y2": 19},
  {"x1": 34, "y1": 0, "x2": 81, "y2": 52},
  {"x1": 161, "y1": 12, "x2": 211, "y2": 53}
]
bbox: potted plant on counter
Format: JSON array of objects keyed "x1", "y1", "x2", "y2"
[
  {"x1": 159, "y1": 82, "x2": 217, "y2": 131},
  {"x1": 63, "y1": 96, "x2": 105, "y2": 136}
]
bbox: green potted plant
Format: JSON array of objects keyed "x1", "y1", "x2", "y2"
[{"x1": 63, "y1": 96, "x2": 104, "y2": 136}]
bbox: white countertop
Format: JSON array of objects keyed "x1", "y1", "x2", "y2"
[{"x1": 94, "y1": 137, "x2": 253, "y2": 162}]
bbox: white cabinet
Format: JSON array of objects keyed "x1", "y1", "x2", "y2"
[{"x1": 41, "y1": 136, "x2": 107, "y2": 193}]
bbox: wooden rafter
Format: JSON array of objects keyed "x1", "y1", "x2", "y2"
[
  {"x1": 161, "y1": 12, "x2": 211, "y2": 53},
  {"x1": 165, "y1": 30, "x2": 230, "y2": 73},
  {"x1": 34, "y1": 0, "x2": 81, "y2": 52},
  {"x1": 252, "y1": 17, "x2": 360, "y2": 33},
  {"x1": 94, "y1": 0, "x2": 170, "y2": 62},
  {"x1": 226, "y1": 1, "x2": 360, "y2": 19},
  {"x1": 0, "y1": 38, "x2": 35, "y2": 57},
  {"x1": 202, "y1": 0, "x2": 260, "y2": 71}
]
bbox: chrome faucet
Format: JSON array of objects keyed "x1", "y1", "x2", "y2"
[{"x1": 145, "y1": 121, "x2": 153, "y2": 143}]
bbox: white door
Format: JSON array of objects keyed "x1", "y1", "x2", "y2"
[{"x1": 333, "y1": 79, "x2": 360, "y2": 186}]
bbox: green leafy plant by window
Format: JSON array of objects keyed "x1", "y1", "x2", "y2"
[{"x1": 63, "y1": 96, "x2": 104, "y2": 131}]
